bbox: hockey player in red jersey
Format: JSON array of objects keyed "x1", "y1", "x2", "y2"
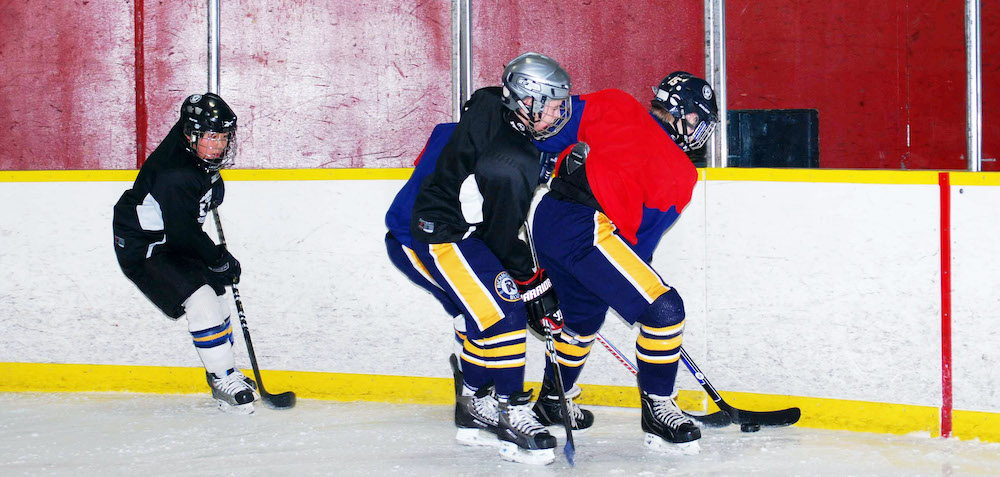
[
  {"x1": 529, "y1": 72, "x2": 719, "y2": 453},
  {"x1": 113, "y1": 93, "x2": 258, "y2": 414}
]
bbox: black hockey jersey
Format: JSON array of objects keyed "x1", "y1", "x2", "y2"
[
  {"x1": 409, "y1": 87, "x2": 541, "y2": 281},
  {"x1": 113, "y1": 121, "x2": 223, "y2": 264}
]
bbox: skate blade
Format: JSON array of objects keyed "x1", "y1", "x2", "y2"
[
  {"x1": 498, "y1": 442, "x2": 555, "y2": 465},
  {"x1": 216, "y1": 400, "x2": 255, "y2": 415},
  {"x1": 643, "y1": 433, "x2": 700, "y2": 455},
  {"x1": 456, "y1": 427, "x2": 500, "y2": 448}
]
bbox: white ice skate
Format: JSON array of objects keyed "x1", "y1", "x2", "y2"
[{"x1": 207, "y1": 369, "x2": 258, "y2": 415}]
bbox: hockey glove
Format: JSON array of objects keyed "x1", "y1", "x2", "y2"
[
  {"x1": 515, "y1": 269, "x2": 564, "y2": 336},
  {"x1": 208, "y1": 245, "x2": 241, "y2": 285}
]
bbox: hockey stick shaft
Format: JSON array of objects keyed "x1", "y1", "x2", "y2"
[
  {"x1": 524, "y1": 221, "x2": 574, "y2": 465},
  {"x1": 595, "y1": 331, "x2": 798, "y2": 428},
  {"x1": 212, "y1": 208, "x2": 295, "y2": 409}
]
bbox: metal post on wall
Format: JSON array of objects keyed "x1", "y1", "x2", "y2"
[
  {"x1": 208, "y1": 0, "x2": 221, "y2": 95},
  {"x1": 705, "y1": 0, "x2": 728, "y2": 168},
  {"x1": 966, "y1": 0, "x2": 982, "y2": 172},
  {"x1": 452, "y1": 0, "x2": 473, "y2": 122}
]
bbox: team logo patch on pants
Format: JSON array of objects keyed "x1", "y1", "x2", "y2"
[{"x1": 494, "y1": 271, "x2": 520, "y2": 302}]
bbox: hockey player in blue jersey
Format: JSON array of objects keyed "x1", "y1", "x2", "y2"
[{"x1": 384, "y1": 53, "x2": 571, "y2": 465}]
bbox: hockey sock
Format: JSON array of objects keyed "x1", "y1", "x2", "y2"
[
  {"x1": 461, "y1": 330, "x2": 526, "y2": 398},
  {"x1": 543, "y1": 331, "x2": 594, "y2": 391},
  {"x1": 635, "y1": 321, "x2": 683, "y2": 396},
  {"x1": 183, "y1": 285, "x2": 236, "y2": 376}
]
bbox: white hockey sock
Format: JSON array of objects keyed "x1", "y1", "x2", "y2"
[{"x1": 183, "y1": 285, "x2": 236, "y2": 376}]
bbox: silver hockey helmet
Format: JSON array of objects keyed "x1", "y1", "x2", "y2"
[
  {"x1": 652, "y1": 71, "x2": 718, "y2": 151},
  {"x1": 180, "y1": 92, "x2": 238, "y2": 171},
  {"x1": 501, "y1": 52, "x2": 572, "y2": 140}
]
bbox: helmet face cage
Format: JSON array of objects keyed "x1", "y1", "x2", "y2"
[
  {"x1": 184, "y1": 127, "x2": 237, "y2": 171},
  {"x1": 180, "y1": 93, "x2": 238, "y2": 171},
  {"x1": 501, "y1": 52, "x2": 572, "y2": 140},
  {"x1": 653, "y1": 73, "x2": 719, "y2": 151}
]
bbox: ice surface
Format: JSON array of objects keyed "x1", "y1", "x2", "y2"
[{"x1": 1, "y1": 393, "x2": 998, "y2": 476}]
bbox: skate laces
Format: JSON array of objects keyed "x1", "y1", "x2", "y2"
[
  {"x1": 507, "y1": 404, "x2": 547, "y2": 436},
  {"x1": 650, "y1": 394, "x2": 694, "y2": 428},
  {"x1": 545, "y1": 384, "x2": 585, "y2": 421},
  {"x1": 473, "y1": 393, "x2": 499, "y2": 424},
  {"x1": 214, "y1": 370, "x2": 253, "y2": 396}
]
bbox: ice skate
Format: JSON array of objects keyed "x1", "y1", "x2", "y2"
[
  {"x1": 449, "y1": 353, "x2": 464, "y2": 399},
  {"x1": 454, "y1": 385, "x2": 500, "y2": 447},
  {"x1": 206, "y1": 369, "x2": 258, "y2": 415},
  {"x1": 532, "y1": 378, "x2": 594, "y2": 435},
  {"x1": 497, "y1": 390, "x2": 557, "y2": 465},
  {"x1": 640, "y1": 389, "x2": 701, "y2": 455}
]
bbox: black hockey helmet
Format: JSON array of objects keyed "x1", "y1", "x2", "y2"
[
  {"x1": 652, "y1": 71, "x2": 718, "y2": 151},
  {"x1": 180, "y1": 92, "x2": 238, "y2": 171}
]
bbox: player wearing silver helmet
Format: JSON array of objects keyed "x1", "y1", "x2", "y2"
[{"x1": 402, "y1": 52, "x2": 570, "y2": 465}]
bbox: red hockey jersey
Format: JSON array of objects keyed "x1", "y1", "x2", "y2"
[{"x1": 552, "y1": 89, "x2": 697, "y2": 244}]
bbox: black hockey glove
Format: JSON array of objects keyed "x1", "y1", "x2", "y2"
[
  {"x1": 515, "y1": 269, "x2": 564, "y2": 336},
  {"x1": 208, "y1": 245, "x2": 241, "y2": 285}
]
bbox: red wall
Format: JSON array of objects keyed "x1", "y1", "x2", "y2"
[
  {"x1": 473, "y1": 0, "x2": 704, "y2": 105},
  {"x1": 728, "y1": 1, "x2": 997, "y2": 170},
  {"x1": 0, "y1": 1, "x2": 996, "y2": 171}
]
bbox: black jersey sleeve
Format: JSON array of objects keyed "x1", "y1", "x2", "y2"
[
  {"x1": 410, "y1": 87, "x2": 541, "y2": 281},
  {"x1": 473, "y1": 149, "x2": 537, "y2": 281},
  {"x1": 152, "y1": 169, "x2": 219, "y2": 263}
]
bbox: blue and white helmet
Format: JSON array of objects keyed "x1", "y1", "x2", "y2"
[{"x1": 652, "y1": 71, "x2": 718, "y2": 151}]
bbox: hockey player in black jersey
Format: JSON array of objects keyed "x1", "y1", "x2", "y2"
[
  {"x1": 402, "y1": 52, "x2": 571, "y2": 465},
  {"x1": 113, "y1": 93, "x2": 258, "y2": 414}
]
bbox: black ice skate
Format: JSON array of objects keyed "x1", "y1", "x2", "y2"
[
  {"x1": 533, "y1": 378, "x2": 594, "y2": 434},
  {"x1": 455, "y1": 385, "x2": 500, "y2": 447},
  {"x1": 640, "y1": 389, "x2": 701, "y2": 454},
  {"x1": 449, "y1": 353, "x2": 463, "y2": 399},
  {"x1": 206, "y1": 369, "x2": 258, "y2": 415},
  {"x1": 497, "y1": 390, "x2": 557, "y2": 465}
]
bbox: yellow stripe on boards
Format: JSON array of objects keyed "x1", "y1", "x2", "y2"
[
  {"x1": 594, "y1": 214, "x2": 669, "y2": 302},
  {"x1": 430, "y1": 243, "x2": 503, "y2": 331},
  {"x1": 702, "y1": 168, "x2": 941, "y2": 185},
  {"x1": 3, "y1": 362, "x2": 1000, "y2": 442},
  {"x1": 4, "y1": 168, "x2": 999, "y2": 186}
]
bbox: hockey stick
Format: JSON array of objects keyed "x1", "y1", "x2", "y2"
[
  {"x1": 212, "y1": 208, "x2": 296, "y2": 410},
  {"x1": 524, "y1": 221, "x2": 575, "y2": 466},
  {"x1": 592, "y1": 333, "x2": 727, "y2": 426},
  {"x1": 594, "y1": 332, "x2": 799, "y2": 430}
]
